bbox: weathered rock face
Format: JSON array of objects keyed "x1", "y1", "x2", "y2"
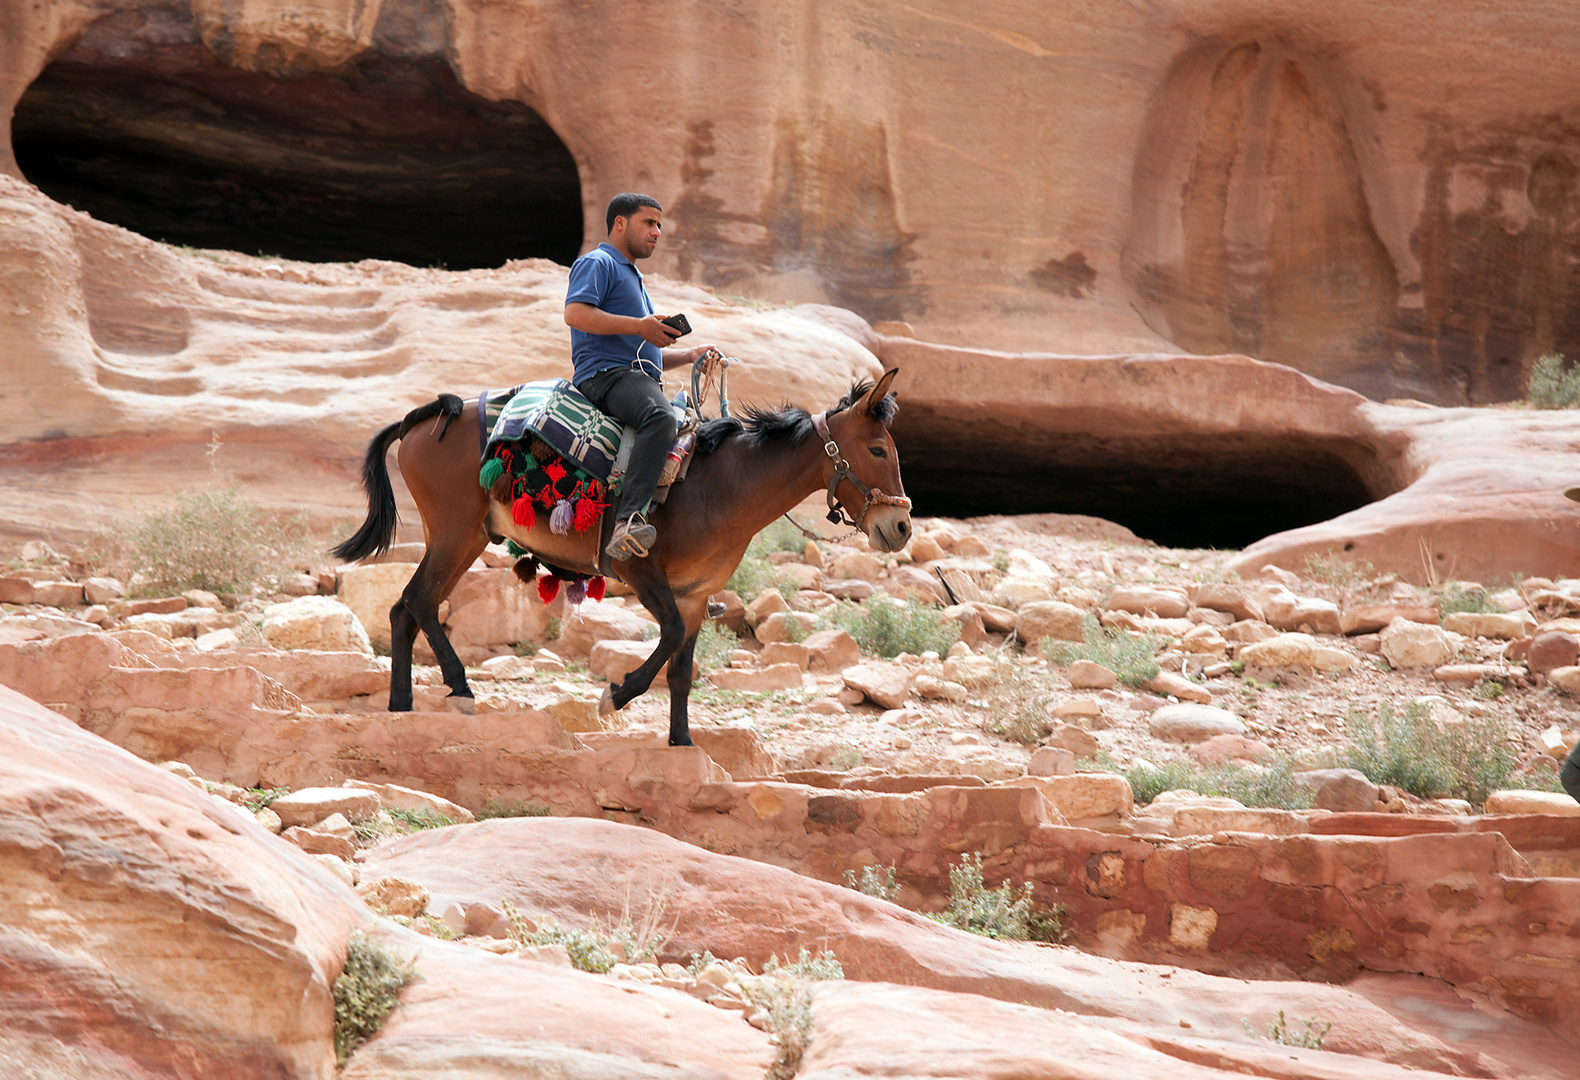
[{"x1": 0, "y1": 683, "x2": 366, "y2": 1078}]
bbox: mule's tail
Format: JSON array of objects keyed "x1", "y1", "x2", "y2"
[{"x1": 330, "y1": 394, "x2": 464, "y2": 563}]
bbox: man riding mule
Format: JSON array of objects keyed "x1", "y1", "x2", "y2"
[
  {"x1": 332, "y1": 365, "x2": 912, "y2": 746},
  {"x1": 565, "y1": 192, "x2": 716, "y2": 560}
]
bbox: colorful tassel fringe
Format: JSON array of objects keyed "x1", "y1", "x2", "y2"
[
  {"x1": 565, "y1": 579, "x2": 588, "y2": 605},
  {"x1": 572, "y1": 496, "x2": 603, "y2": 534},
  {"x1": 549, "y1": 500, "x2": 575, "y2": 535},
  {"x1": 512, "y1": 495, "x2": 536, "y2": 528},
  {"x1": 587, "y1": 575, "x2": 606, "y2": 602},
  {"x1": 478, "y1": 457, "x2": 504, "y2": 491},
  {"x1": 537, "y1": 574, "x2": 560, "y2": 604}
]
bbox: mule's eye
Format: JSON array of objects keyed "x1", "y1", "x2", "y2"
[{"x1": 868, "y1": 446, "x2": 888, "y2": 459}]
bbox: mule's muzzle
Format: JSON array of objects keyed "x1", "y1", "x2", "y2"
[{"x1": 867, "y1": 506, "x2": 913, "y2": 553}]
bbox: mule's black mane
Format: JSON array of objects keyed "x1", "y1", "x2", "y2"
[{"x1": 694, "y1": 379, "x2": 897, "y2": 456}]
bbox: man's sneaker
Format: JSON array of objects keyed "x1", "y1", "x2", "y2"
[{"x1": 606, "y1": 513, "x2": 657, "y2": 560}]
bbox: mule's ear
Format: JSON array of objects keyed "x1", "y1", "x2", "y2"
[{"x1": 860, "y1": 368, "x2": 899, "y2": 417}]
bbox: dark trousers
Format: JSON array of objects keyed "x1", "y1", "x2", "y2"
[
  {"x1": 577, "y1": 366, "x2": 676, "y2": 522},
  {"x1": 1563, "y1": 736, "x2": 1580, "y2": 805}
]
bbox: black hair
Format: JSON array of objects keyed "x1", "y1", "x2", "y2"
[
  {"x1": 606, "y1": 192, "x2": 662, "y2": 233},
  {"x1": 694, "y1": 379, "x2": 898, "y2": 456}
]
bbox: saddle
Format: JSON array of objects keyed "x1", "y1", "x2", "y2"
[{"x1": 475, "y1": 380, "x2": 696, "y2": 540}]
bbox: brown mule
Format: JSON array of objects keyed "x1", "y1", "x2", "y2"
[{"x1": 332, "y1": 368, "x2": 912, "y2": 745}]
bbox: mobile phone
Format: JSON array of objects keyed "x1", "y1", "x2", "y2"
[{"x1": 660, "y1": 313, "x2": 692, "y2": 337}]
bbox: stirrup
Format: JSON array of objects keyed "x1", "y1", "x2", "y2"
[{"x1": 605, "y1": 514, "x2": 655, "y2": 560}]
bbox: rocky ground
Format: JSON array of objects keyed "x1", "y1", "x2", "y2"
[{"x1": 5, "y1": 504, "x2": 1580, "y2": 1077}]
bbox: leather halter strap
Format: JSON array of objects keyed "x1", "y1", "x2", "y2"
[{"x1": 810, "y1": 410, "x2": 912, "y2": 532}]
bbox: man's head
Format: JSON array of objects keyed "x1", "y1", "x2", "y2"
[{"x1": 606, "y1": 192, "x2": 663, "y2": 260}]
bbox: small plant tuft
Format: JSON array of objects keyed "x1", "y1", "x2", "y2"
[
  {"x1": 1528, "y1": 352, "x2": 1580, "y2": 409},
  {"x1": 843, "y1": 864, "x2": 901, "y2": 901},
  {"x1": 830, "y1": 596, "x2": 959, "y2": 659},
  {"x1": 1243, "y1": 1010, "x2": 1333, "y2": 1050},
  {"x1": 1122, "y1": 757, "x2": 1313, "y2": 809},
  {"x1": 1436, "y1": 583, "x2": 1495, "y2": 615},
  {"x1": 353, "y1": 807, "x2": 456, "y2": 846},
  {"x1": 1044, "y1": 614, "x2": 1160, "y2": 688},
  {"x1": 929, "y1": 852, "x2": 1063, "y2": 942},
  {"x1": 1343, "y1": 702, "x2": 1519, "y2": 807},
  {"x1": 476, "y1": 799, "x2": 552, "y2": 819},
  {"x1": 763, "y1": 947, "x2": 844, "y2": 981},
  {"x1": 829, "y1": 745, "x2": 863, "y2": 771},
  {"x1": 694, "y1": 621, "x2": 741, "y2": 673},
  {"x1": 240, "y1": 786, "x2": 291, "y2": 812},
  {"x1": 981, "y1": 667, "x2": 1055, "y2": 745},
  {"x1": 333, "y1": 932, "x2": 418, "y2": 1066}
]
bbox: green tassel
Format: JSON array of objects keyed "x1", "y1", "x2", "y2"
[
  {"x1": 507, "y1": 539, "x2": 528, "y2": 556},
  {"x1": 479, "y1": 457, "x2": 504, "y2": 490}
]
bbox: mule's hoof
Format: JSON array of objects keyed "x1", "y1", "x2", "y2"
[
  {"x1": 599, "y1": 685, "x2": 618, "y2": 718},
  {"x1": 448, "y1": 693, "x2": 477, "y2": 715}
]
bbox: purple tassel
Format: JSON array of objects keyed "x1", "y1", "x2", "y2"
[
  {"x1": 550, "y1": 499, "x2": 574, "y2": 535},
  {"x1": 565, "y1": 579, "x2": 589, "y2": 605}
]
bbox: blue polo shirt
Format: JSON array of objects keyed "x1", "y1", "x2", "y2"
[{"x1": 566, "y1": 242, "x2": 662, "y2": 384}]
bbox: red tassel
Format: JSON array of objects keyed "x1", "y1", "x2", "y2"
[
  {"x1": 586, "y1": 575, "x2": 606, "y2": 602},
  {"x1": 512, "y1": 495, "x2": 536, "y2": 528},
  {"x1": 537, "y1": 574, "x2": 560, "y2": 604},
  {"x1": 572, "y1": 496, "x2": 603, "y2": 534}
]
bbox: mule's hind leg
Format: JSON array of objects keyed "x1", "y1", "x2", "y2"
[
  {"x1": 388, "y1": 597, "x2": 420, "y2": 711},
  {"x1": 664, "y1": 629, "x2": 700, "y2": 747},
  {"x1": 401, "y1": 532, "x2": 489, "y2": 711}
]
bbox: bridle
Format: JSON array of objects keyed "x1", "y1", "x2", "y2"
[{"x1": 810, "y1": 409, "x2": 913, "y2": 532}]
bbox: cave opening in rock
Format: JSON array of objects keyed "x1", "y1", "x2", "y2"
[
  {"x1": 893, "y1": 428, "x2": 1381, "y2": 550},
  {"x1": 14, "y1": 47, "x2": 583, "y2": 270}
]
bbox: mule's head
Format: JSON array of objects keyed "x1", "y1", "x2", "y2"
[{"x1": 823, "y1": 368, "x2": 912, "y2": 553}]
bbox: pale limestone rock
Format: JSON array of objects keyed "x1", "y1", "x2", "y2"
[
  {"x1": 82, "y1": 576, "x2": 125, "y2": 604},
  {"x1": 969, "y1": 601, "x2": 1018, "y2": 633},
  {"x1": 260, "y1": 595, "x2": 372, "y2": 655},
  {"x1": 1224, "y1": 620, "x2": 1279, "y2": 644},
  {"x1": 1239, "y1": 632, "x2": 1356, "y2": 672},
  {"x1": 760, "y1": 642, "x2": 811, "y2": 670},
  {"x1": 589, "y1": 639, "x2": 672, "y2": 682},
  {"x1": 309, "y1": 853, "x2": 354, "y2": 887},
  {"x1": 941, "y1": 653, "x2": 1000, "y2": 689},
  {"x1": 755, "y1": 611, "x2": 820, "y2": 644},
  {"x1": 908, "y1": 534, "x2": 945, "y2": 563},
  {"x1": 1261, "y1": 588, "x2": 1342, "y2": 634},
  {"x1": 707, "y1": 663, "x2": 804, "y2": 692},
  {"x1": 1539, "y1": 725, "x2": 1574, "y2": 760},
  {"x1": 1179, "y1": 624, "x2": 1228, "y2": 656},
  {"x1": 1028, "y1": 747, "x2": 1075, "y2": 776},
  {"x1": 1432, "y1": 663, "x2": 1512, "y2": 684},
  {"x1": 343, "y1": 779, "x2": 474, "y2": 823},
  {"x1": 1293, "y1": 768, "x2": 1379, "y2": 812},
  {"x1": 544, "y1": 695, "x2": 606, "y2": 733},
  {"x1": 1191, "y1": 583, "x2": 1263, "y2": 622},
  {"x1": 887, "y1": 566, "x2": 949, "y2": 605},
  {"x1": 1146, "y1": 671, "x2": 1212, "y2": 703},
  {"x1": 1105, "y1": 586, "x2": 1189, "y2": 618},
  {"x1": 823, "y1": 578, "x2": 875, "y2": 600},
  {"x1": 1053, "y1": 698, "x2": 1105, "y2": 722},
  {"x1": 829, "y1": 551, "x2": 883, "y2": 582},
  {"x1": 1013, "y1": 773, "x2": 1132, "y2": 820},
  {"x1": 445, "y1": 566, "x2": 551, "y2": 649},
  {"x1": 1339, "y1": 603, "x2": 1440, "y2": 635},
  {"x1": 356, "y1": 875, "x2": 431, "y2": 918},
  {"x1": 775, "y1": 563, "x2": 823, "y2": 592},
  {"x1": 1442, "y1": 611, "x2": 1537, "y2": 640},
  {"x1": 1149, "y1": 703, "x2": 1245, "y2": 743},
  {"x1": 281, "y1": 824, "x2": 354, "y2": 860},
  {"x1": 558, "y1": 602, "x2": 648, "y2": 656},
  {"x1": 991, "y1": 576, "x2": 1054, "y2": 608},
  {"x1": 1066, "y1": 659, "x2": 1117, "y2": 689},
  {"x1": 1015, "y1": 600, "x2": 1087, "y2": 643},
  {"x1": 479, "y1": 654, "x2": 535, "y2": 680},
  {"x1": 940, "y1": 603, "x2": 986, "y2": 649},
  {"x1": 1169, "y1": 904, "x2": 1219, "y2": 949},
  {"x1": 271, "y1": 786, "x2": 381, "y2": 828},
  {"x1": 913, "y1": 674, "x2": 968, "y2": 702},
  {"x1": 336, "y1": 562, "x2": 417, "y2": 650},
  {"x1": 1380, "y1": 617, "x2": 1460, "y2": 669},
  {"x1": 194, "y1": 627, "x2": 238, "y2": 652},
  {"x1": 1043, "y1": 724, "x2": 1098, "y2": 759},
  {"x1": 842, "y1": 662, "x2": 911, "y2": 709},
  {"x1": 1484, "y1": 790, "x2": 1580, "y2": 816}
]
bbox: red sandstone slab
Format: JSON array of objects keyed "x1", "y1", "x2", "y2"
[{"x1": 1306, "y1": 813, "x2": 1465, "y2": 837}]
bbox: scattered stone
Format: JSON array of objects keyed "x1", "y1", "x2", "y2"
[
  {"x1": 908, "y1": 534, "x2": 945, "y2": 563},
  {"x1": 968, "y1": 602, "x2": 1018, "y2": 633},
  {"x1": 991, "y1": 577, "x2": 1054, "y2": 608},
  {"x1": 1105, "y1": 586, "x2": 1189, "y2": 619},
  {"x1": 824, "y1": 579, "x2": 875, "y2": 601},
  {"x1": 270, "y1": 787, "x2": 381, "y2": 828},
  {"x1": 1432, "y1": 663, "x2": 1511, "y2": 685},
  {"x1": 1066, "y1": 660, "x2": 1117, "y2": 689},
  {"x1": 1145, "y1": 671, "x2": 1211, "y2": 704},
  {"x1": 1484, "y1": 790, "x2": 1580, "y2": 816},
  {"x1": 1188, "y1": 734, "x2": 1273, "y2": 765},
  {"x1": 337, "y1": 562, "x2": 418, "y2": 650},
  {"x1": 1340, "y1": 604, "x2": 1439, "y2": 636},
  {"x1": 1191, "y1": 584, "x2": 1263, "y2": 622},
  {"x1": 760, "y1": 642, "x2": 811, "y2": 670},
  {"x1": 1014, "y1": 600, "x2": 1087, "y2": 643},
  {"x1": 1379, "y1": 618, "x2": 1460, "y2": 669},
  {"x1": 1239, "y1": 632, "x2": 1355, "y2": 672},
  {"x1": 559, "y1": 603, "x2": 649, "y2": 655},
  {"x1": 803, "y1": 629, "x2": 861, "y2": 672},
  {"x1": 1148, "y1": 703, "x2": 1245, "y2": 743},
  {"x1": 755, "y1": 611, "x2": 819, "y2": 644},
  {"x1": 1223, "y1": 620, "x2": 1279, "y2": 644},
  {"x1": 942, "y1": 653, "x2": 999, "y2": 689},
  {"x1": 82, "y1": 576, "x2": 126, "y2": 604},
  {"x1": 1442, "y1": 611, "x2": 1536, "y2": 640},
  {"x1": 1043, "y1": 724, "x2": 1098, "y2": 758},
  {"x1": 829, "y1": 551, "x2": 883, "y2": 582},
  {"x1": 1539, "y1": 725, "x2": 1575, "y2": 761},
  {"x1": 808, "y1": 697, "x2": 846, "y2": 715},
  {"x1": 343, "y1": 779, "x2": 474, "y2": 823},
  {"x1": 1178, "y1": 624, "x2": 1227, "y2": 656},
  {"x1": 1527, "y1": 630, "x2": 1580, "y2": 676},
  {"x1": 913, "y1": 674, "x2": 968, "y2": 702},
  {"x1": 1261, "y1": 588, "x2": 1341, "y2": 634},
  {"x1": 1028, "y1": 747, "x2": 1075, "y2": 776},
  {"x1": 309, "y1": 853, "x2": 354, "y2": 887},
  {"x1": 939, "y1": 604, "x2": 986, "y2": 649},
  {"x1": 543, "y1": 695, "x2": 606, "y2": 733},
  {"x1": 356, "y1": 875, "x2": 431, "y2": 917},
  {"x1": 1052, "y1": 698, "x2": 1105, "y2": 722},
  {"x1": 281, "y1": 824, "x2": 354, "y2": 860},
  {"x1": 708, "y1": 663, "x2": 804, "y2": 692},
  {"x1": 260, "y1": 596, "x2": 373, "y2": 655},
  {"x1": 1293, "y1": 768, "x2": 1380, "y2": 812},
  {"x1": 842, "y1": 662, "x2": 911, "y2": 710}
]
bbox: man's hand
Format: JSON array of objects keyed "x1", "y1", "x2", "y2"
[
  {"x1": 663, "y1": 343, "x2": 718, "y2": 370},
  {"x1": 636, "y1": 313, "x2": 682, "y2": 348}
]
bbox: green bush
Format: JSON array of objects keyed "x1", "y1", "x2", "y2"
[
  {"x1": 353, "y1": 807, "x2": 456, "y2": 846},
  {"x1": 476, "y1": 799, "x2": 551, "y2": 819},
  {"x1": 843, "y1": 864, "x2": 901, "y2": 901},
  {"x1": 501, "y1": 892, "x2": 671, "y2": 973},
  {"x1": 1343, "y1": 702, "x2": 1518, "y2": 807},
  {"x1": 1124, "y1": 757, "x2": 1314, "y2": 810},
  {"x1": 1243, "y1": 1011, "x2": 1333, "y2": 1050},
  {"x1": 1436, "y1": 583, "x2": 1495, "y2": 615},
  {"x1": 96, "y1": 487, "x2": 312, "y2": 597},
  {"x1": 1044, "y1": 614, "x2": 1160, "y2": 688},
  {"x1": 981, "y1": 667, "x2": 1056, "y2": 745},
  {"x1": 929, "y1": 852, "x2": 1062, "y2": 942},
  {"x1": 693, "y1": 621, "x2": 740, "y2": 673},
  {"x1": 763, "y1": 947, "x2": 844, "y2": 981},
  {"x1": 333, "y1": 932, "x2": 417, "y2": 1065},
  {"x1": 830, "y1": 596, "x2": 959, "y2": 659},
  {"x1": 1528, "y1": 352, "x2": 1580, "y2": 409}
]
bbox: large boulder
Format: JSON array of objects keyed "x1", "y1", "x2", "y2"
[
  {"x1": 0, "y1": 684, "x2": 365, "y2": 1078},
  {"x1": 261, "y1": 596, "x2": 373, "y2": 655},
  {"x1": 1380, "y1": 618, "x2": 1460, "y2": 669}
]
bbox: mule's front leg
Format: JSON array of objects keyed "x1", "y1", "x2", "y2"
[
  {"x1": 599, "y1": 573, "x2": 685, "y2": 718},
  {"x1": 388, "y1": 599, "x2": 418, "y2": 712},
  {"x1": 664, "y1": 630, "x2": 699, "y2": 746}
]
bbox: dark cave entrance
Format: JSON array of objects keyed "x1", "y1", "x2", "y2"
[
  {"x1": 892, "y1": 425, "x2": 1381, "y2": 551},
  {"x1": 13, "y1": 47, "x2": 583, "y2": 270}
]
